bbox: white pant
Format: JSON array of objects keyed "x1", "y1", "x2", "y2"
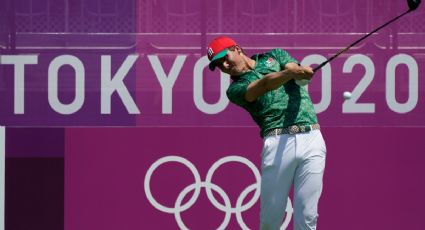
[{"x1": 260, "y1": 130, "x2": 326, "y2": 230}]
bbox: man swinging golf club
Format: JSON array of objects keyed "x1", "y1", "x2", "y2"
[{"x1": 207, "y1": 36, "x2": 326, "y2": 230}]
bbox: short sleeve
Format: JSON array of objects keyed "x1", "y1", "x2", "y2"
[
  {"x1": 226, "y1": 80, "x2": 250, "y2": 108},
  {"x1": 271, "y1": 49, "x2": 298, "y2": 69}
]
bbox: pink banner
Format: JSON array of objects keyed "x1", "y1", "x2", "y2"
[
  {"x1": 1, "y1": 36, "x2": 424, "y2": 126},
  {"x1": 65, "y1": 127, "x2": 425, "y2": 230}
]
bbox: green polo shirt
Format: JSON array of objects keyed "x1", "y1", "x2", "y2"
[{"x1": 226, "y1": 49, "x2": 318, "y2": 137}]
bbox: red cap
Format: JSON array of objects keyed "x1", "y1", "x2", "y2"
[{"x1": 207, "y1": 36, "x2": 237, "y2": 70}]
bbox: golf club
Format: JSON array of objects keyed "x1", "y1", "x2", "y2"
[{"x1": 313, "y1": 0, "x2": 421, "y2": 72}]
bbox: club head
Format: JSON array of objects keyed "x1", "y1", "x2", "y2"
[{"x1": 408, "y1": 0, "x2": 421, "y2": 11}]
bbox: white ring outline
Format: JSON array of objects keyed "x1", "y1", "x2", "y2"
[
  {"x1": 174, "y1": 182, "x2": 232, "y2": 230},
  {"x1": 144, "y1": 155, "x2": 293, "y2": 229},
  {"x1": 144, "y1": 156, "x2": 202, "y2": 213},
  {"x1": 235, "y1": 183, "x2": 259, "y2": 229},
  {"x1": 204, "y1": 155, "x2": 261, "y2": 213}
]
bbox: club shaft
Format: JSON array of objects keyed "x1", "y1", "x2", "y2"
[{"x1": 313, "y1": 9, "x2": 412, "y2": 72}]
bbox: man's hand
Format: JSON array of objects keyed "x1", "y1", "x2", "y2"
[{"x1": 285, "y1": 63, "x2": 314, "y2": 81}]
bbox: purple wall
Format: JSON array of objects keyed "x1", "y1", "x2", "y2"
[
  {"x1": 64, "y1": 127, "x2": 425, "y2": 230},
  {"x1": 2, "y1": 0, "x2": 425, "y2": 229}
]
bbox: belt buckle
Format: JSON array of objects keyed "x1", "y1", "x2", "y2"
[{"x1": 305, "y1": 125, "x2": 312, "y2": 132}]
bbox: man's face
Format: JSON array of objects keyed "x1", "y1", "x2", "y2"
[{"x1": 215, "y1": 46, "x2": 247, "y2": 76}]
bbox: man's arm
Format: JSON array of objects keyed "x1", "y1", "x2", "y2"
[{"x1": 244, "y1": 63, "x2": 314, "y2": 102}]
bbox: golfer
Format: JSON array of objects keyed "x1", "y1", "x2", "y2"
[{"x1": 207, "y1": 36, "x2": 327, "y2": 230}]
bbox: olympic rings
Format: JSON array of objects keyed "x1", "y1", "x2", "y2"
[{"x1": 144, "y1": 155, "x2": 293, "y2": 229}]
